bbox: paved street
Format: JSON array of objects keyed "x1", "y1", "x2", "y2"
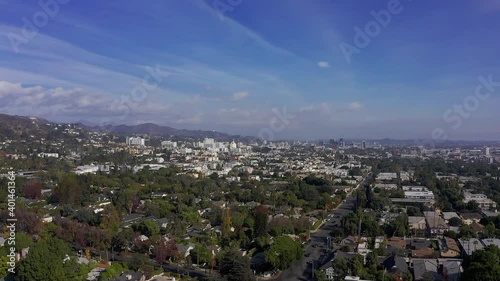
[{"x1": 272, "y1": 174, "x2": 370, "y2": 281}]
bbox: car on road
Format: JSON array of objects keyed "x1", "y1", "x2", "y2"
[{"x1": 304, "y1": 253, "x2": 310, "y2": 257}]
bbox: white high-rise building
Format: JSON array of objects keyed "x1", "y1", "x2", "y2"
[
  {"x1": 486, "y1": 147, "x2": 490, "y2": 156},
  {"x1": 126, "y1": 137, "x2": 145, "y2": 147},
  {"x1": 229, "y1": 140, "x2": 237, "y2": 150},
  {"x1": 161, "y1": 141, "x2": 177, "y2": 149},
  {"x1": 204, "y1": 138, "x2": 215, "y2": 149}
]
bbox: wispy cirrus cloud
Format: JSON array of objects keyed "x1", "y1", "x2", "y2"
[
  {"x1": 232, "y1": 91, "x2": 249, "y2": 100},
  {"x1": 317, "y1": 61, "x2": 330, "y2": 68},
  {"x1": 299, "y1": 102, "x2": 331, "y2": 113},
  {"x1": 346, "y1": 102, "x2": 364, "y2": 111},
  {"x1": 193, "y1": 0, "x2": 300, "y2": 59}
]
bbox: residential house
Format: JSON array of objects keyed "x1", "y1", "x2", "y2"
[
  {"x1": 382, "y1": 255, "x2": 409, "y2": 281},
  {"x1": 412, "y1": 248, "x2": 434, "y2": 259},
  {"x1": 121, "y1": 213, "x2": 144, "y2": 228},
  {"x1": 387, "y1": 237, "x2": 407, "y2": 250},
  {"x1": 481, "y1": 238, "x2": 500, "y2": 248},
  {"x1": 442, "y1": 212, "x2": 460, "y2": 223},
  {"x1": 341, "y1": 235, "x2": 358, "y2": 245},
  {"x1": 344, "y1": 276, "x2": 373, "y2": 281},
  {"x1": 376, "y1": 173, "x2": 398, "y2": 182},
  {"x1": 87, "y1": 267, "x2": 106, "y2": 281},
  {"x1": 110, "y1": 272, "x2": 145, "y2": 281},
  {"x1": 412, "y1": 259, "x2": 440, "y2": 281},
  {"x1": 424, "y1": 211, "x2": 449, "y2": 235},
  {"x1": 440, "y1": 237, "x2": 461, "y2": 258},
  {"x1": 374, "y1": 183, "x2": 398, "y2": 190},
  {"x1": 469, "y1": 222, "x2": 485, "y2": 235},
  {"x1": 156, "y1": 218, "x2": 170, "y2": 228},
  {"x1": 410, "y1": 239, "x2": 434, "y2": 258},
  {"x1": 176, "y1": 243, "x2": 195, "y2": 258},
  {"x1": 149, "y1": 276, "x2": 176, "y2": 281},
  {"x1": 408, "y1": 216, "x2": 427, "y2": 236},
  {"x1": 319, "y1": 262, "x2": 336, "y2": 280},
  {"x1": 460, "y1": 213, "x2": 482, "y2": 225},
  {"x1": 458, "y1": 238, "x2": 484, "y2": 256},
  {"x1": 41, "y1": 214, "x2": 53, "y2": 223},
  {"x1": 463, "y1": 191, "x2": 497, "y2": 210},
  {"x1": 320, "y1": 251, "x2": 358, "y2": 280},
  {"x1": 356, "y1": 241, "x2": 370, "y2": 256},
  {"x1": 442, "y1": 260, "x2": 463, "y2": 281}
]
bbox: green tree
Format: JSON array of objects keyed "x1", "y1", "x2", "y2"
[
  {"x1": 100, "y1": 205, "x2": 121, "y2": 233},
  {"x1": 332, "y1": 257, "x2": 349, "y2": 280},
  {"x1": 0, "y1": 256, "x2": 12, "y2": 278},
  {"x1": 14, "y1": 232, "x2": 34, "y2": 252},
  {"x1": 349, "y1": 254, "x2": 366, "y2": 278},
  {"x1": 447, "y1": 217, "x2": 462, "y2": 227},
  {"x1": 401, "y1": 271, "x2": 413, "y2": 281},
  {"x1": 366, "y1": 252, "x2": 378, "y2": 276},
  {"x1": 253, "y1": 206, "x2": 268, "y2": 238},
  {"x1": 17, "y1": 237, "x2": 86, "y2": 281},
  {"x1": 462, "y1": 245, "x2": 500, "y2": 281},
  {"x1": 264, "y1": 236, "x2": 303, "y2": 270},
  {"x1": 190, "y1": 244, "x2": 211, "y2": 265},
  {"x1": 466, "y1": 200, "x2": 480, "y2": 211},
  {"x1": 99, "y1": 262, "x2": 125, "y2": 281},
  {"x1": 219, "y1": 250, "x2": 254, "y2": 281},
  {"x1": 314, "y1": 269, "x2": 328, "y2": 281},
  {"x1": 460, "y1": 225, "x2": 476, "y2": 239},
  {"x1": 132, "y1": 220, "x2": 160, "y2": 237},
  {"x1": 222, "y1": 207, "x2": 232, "y2": 238}
]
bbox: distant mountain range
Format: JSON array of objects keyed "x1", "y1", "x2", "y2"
[
  {"x1": 1, "y1": 113, "x2": 498, "y2": 145},
  {"x1": 0, "y1": 113, "x2": 255, "y2": 142},
  {"x1": 0, "y1": 113, "x2": 53, "y2": 139},
  {"x1": 85, "y1": 123, "x2": 235, "y2": 140},
  {"x1": 342, "y1": 138, "x2": 499, "y2": 147}
]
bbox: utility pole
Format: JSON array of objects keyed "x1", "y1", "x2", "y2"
[
  {"x1": 311, "y1": 260, "x2": 314, "y2": 279},
  {"x1": 358, "y1": 218, "x2": 362, "y2": 242}
]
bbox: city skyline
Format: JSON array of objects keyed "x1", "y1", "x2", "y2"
[{"x1": 1, "y1": 0, "x2": 499, "y2": 140}]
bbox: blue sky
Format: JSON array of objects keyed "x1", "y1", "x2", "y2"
[{"x1": 0, "y1": 0, "x2": 499, "y2": 140}]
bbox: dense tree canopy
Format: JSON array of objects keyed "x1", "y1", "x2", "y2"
[
  {"x1": 462, "y1": 245, "x2": 500, "y2": 281},
  {"x1": 17, "y1": 237, "x2": 88, "y2": 281},
  {"x1": 264, "y1": 236, "x2": 303, "y2": 270}
]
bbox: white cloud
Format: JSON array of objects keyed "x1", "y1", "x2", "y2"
[
  {"x1": 218, "y1": 108, "x2": 252, "y2": 117},
  {"x1": 317, "y1": 61, "x2": 330, "y2": 68},
  {"x1": 346, "y1": 102, "x2": 364, "y2": 110},
  {"x1": 0, "y1": 81, "x2": 168, "y2": 119},
  {"x1": 299, "y1": 102, "x2": 331, "y2": 113},
  {"x1": 174, "y1": 113, "x2": 203, "y2": 124},
  {"x1": 232, "y1": 91, "x2": 250, "y2": 100}
]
